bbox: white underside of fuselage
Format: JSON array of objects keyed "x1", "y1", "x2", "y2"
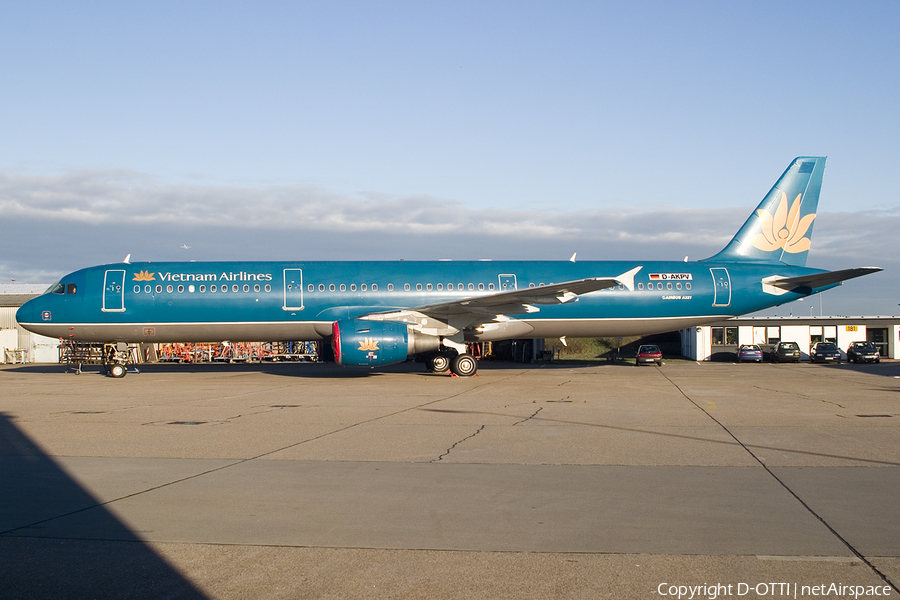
[{"x1": 22, "y1": 315, "x2": 727, "y2": 345}]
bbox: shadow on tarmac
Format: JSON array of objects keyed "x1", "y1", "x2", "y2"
[{"x1": 0, "y1": 413, "x2": 208, "y2": 599}]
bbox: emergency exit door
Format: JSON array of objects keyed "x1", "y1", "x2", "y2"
[
  {"x1": 710, "y1": 268, "x2": 731, "y2": 307},
  {"x1": 283, "y1": 269, "x2": 304, "y2": 311},
  {"x1": 102, "y1": 270, "x2": 126, "y2": 312}
]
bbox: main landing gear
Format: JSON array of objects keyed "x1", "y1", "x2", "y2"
[{"x1": 424, "y1": 348, "x2": 478, "y2": 377}]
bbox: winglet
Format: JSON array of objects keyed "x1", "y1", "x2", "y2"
[{"x1": 616, "y1": 266, "x2": 642, "y2": 291}]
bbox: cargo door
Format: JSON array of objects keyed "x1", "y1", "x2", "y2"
[
  {"x1": 498, "y1": 274, "x2": 517, "y2": 291},
  {"x1": 710, "y1": 268, "x2": 731, "y2": 307},
  {"x1": 102, "y1": 270, "x2": 126, "y2": 312},
  {"x1": 283, "y1": 269, "x2": 304, "y2": 311}
]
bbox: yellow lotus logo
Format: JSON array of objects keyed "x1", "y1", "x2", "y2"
[
  {"x1": 749, "y1": 192, "x2": 815, "y2": 254},
  {"x1": 358, "y1": 338, "x2": 379, "y2": 352},
  {"x1": 132, "y1": 270, "x2": 156, "y2": 281}
]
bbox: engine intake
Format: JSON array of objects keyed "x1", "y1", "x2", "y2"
[{"x1": 332, "y1": 319, "x2": 440, "y2": 367}]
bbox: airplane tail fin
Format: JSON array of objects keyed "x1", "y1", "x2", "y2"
[{"x1": 705, "y1": 156, "x2": 826, "y2": 266}]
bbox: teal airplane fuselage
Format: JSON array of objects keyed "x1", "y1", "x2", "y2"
[{"x1": 16, "y1": 258, "x2": 834, "y2": 344}]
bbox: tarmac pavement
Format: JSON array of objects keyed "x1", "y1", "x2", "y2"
[{"x1": 1, "y1": 359, "x2": 898, "y2": 599}]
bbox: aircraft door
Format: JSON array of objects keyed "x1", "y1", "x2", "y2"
[
  {"x1": 102, "y1": 270, "x2": 126, "y2": 312},
  {"x1": 498, "y1": 274, "x2": 517, "y2": 291},
  {"x1": 283, "y1": 269, "x2": 304, "y2": 311},
  {"x1": 710, "y1": 268, "x2": 731, "y2": 307}
]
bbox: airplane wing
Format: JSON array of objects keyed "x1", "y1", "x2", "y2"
[
  {"x1": 361, "y1": 267, "x2": 642, "y2": 335},
  {"x1": 766, "y1": 267, "x2": 882, "y2": 292}
]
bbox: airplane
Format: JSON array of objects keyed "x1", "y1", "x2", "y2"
[{"x1": 16, "y1": 156, "x2": 881, "y2": 378}]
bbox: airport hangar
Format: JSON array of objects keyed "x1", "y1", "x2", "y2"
[{"x1": 2, "y1": 284, "x2": 898, "y2": 364}]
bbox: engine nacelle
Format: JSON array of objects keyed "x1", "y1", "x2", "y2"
[{"x1": 332, "y1": 319, "x2": 440, "y2": 367}]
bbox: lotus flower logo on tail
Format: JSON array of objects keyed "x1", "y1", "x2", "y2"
[{"x1": 749, "y1": 191, "x2": 816, "y2": 254}]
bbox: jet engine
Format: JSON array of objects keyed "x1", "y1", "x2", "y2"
[{"x1": 332, "y1": 319, "x2": 440, "y2": 367}]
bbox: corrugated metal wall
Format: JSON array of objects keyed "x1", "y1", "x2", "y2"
[{"x1": 0, "y1": 307, "x2": 19, "y2": 330}]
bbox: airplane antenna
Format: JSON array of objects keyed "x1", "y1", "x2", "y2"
[
  {"x1": 684, "y1": 256, "x2": 688, "y2": 262},
  {"x1": 124, "y1": 254, "x2": 131, "y2": 264},
  {"x1": 569, "y1": 253, "x2": 577, "y2": 263}
]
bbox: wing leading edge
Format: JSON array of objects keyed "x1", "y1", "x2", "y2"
[{"x1": 361, "y1": 266, "x2": 643, "y2": 335}]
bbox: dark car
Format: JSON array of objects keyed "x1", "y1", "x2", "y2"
[
  {"x1": 636, "y1": 344, "x2": 662, "y2": 366},
  {"x1": 773, "y1": 341, "x2": 801, "y2": 363},
  {"x1": 737, "y1": 344, "x2": 763, "y2": 362},
  {"x1": 810, "y1": 342, "x2": 841, "y2": 364},
  {"x1": 847, "y1": 341, "x2": 880, "y2": 363}
]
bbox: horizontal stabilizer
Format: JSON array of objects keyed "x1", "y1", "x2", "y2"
[{"x1": 767, "y1": 267, "x2": 882, "y2": 291}]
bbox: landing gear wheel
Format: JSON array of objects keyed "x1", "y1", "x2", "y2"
[
  {"x1": 108, "y1": 363, "x2": 127, "y2": 378},
  {"x1": 429, "y1": 353, "x2": 451, "y2": 373},
  {"x1": 450, "y1": 353, "x2": 478, "y2": 377}
]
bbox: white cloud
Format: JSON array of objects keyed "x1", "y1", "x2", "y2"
[{"x1": 0, "y1": 168, "x2": 895, "y2": 315}]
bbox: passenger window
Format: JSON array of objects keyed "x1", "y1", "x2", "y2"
[
  {"x1": 437, "y1": 283, "x2": 443, "y2": 291},
  {"x1": 387, "y1": 283, "x2": 394, "y2": 291},
  {"x1": 254, "y1": 284, "x2": 260, "y2": 292},
  {"x1": 489, "y1": 283, "x2": 495, "y2": 290},
  {"x1": 199, "y1": 285, "x2": 206, "y2": 292},
  {"x1": 329, "y1": 284, "x2": 335, "y2": 292},
  {"x1": 416, "y1": 284, "x2": 422, "y2": 291},
  {"x1": 134, "y1": 285, "x2": 141, "y2": 293},
  {"x1": 666, "y1": 283, "x2": 672, "y2": 290},
  {"x1": 243, "y1": 285, "x2": 249, "y2": 292},
  {"x1": 686, "y1": 283, "x2": 692, "y2": 290},
  {"x1": 340, "y1": 284, "x2": 346, "y2": 292},
  {"x1": 232, "y1": 285, "x2": 239, "y2": 292},
  {"x1": 479, "y1": 283, "x2": 485, "y2": 290},
  {"x1": 145, "y1": 285, "x2": 151, "y2": 293},
  {"x1": 319, "y1": 284, "x2": 325, "y2": 291},
  {"x1": 308, "y1": 284, "x2": 314, "y2": 292},
  {"x1": 178, "y1": 285, "x2": 184, "y2": 293},
  {"x1": 676, "y1": 282, "x2": 682, "y2": 290},
  {"x1": 404, "y1": 283, "x2": 410, "y2": 291},
  {"x1": 350, "y1": 284, "x2": 356, "y2": 291},
  {"x1": 265, "y1": 285, "x2": 271, "y2": 292},
  {"x1": 638, "y1": 283, "x2": 644, "y2": 290},
  {"x1": 156, "y1": 285, "x2": 162, "y2": 293},
  {"x1": 657, "y1": 283, "x2": 663, "y2": 290},
  {"x1": 167, "y1": 285, "x2": 174, "y2": 293},
  {"x1": 361, "y1": 284, "x2": 367, "y2": 291},
  {"x1": 468, "y1": 283, "x2": 474, "y2": 290},
  {"x1": 221, "y1": 285, "x2": 227, "y2": 293},
  {"x1": 427, "y1": 283, "x2": 433, "y2": 291},
  {"x1": 371, "y1": 284, "x2": 377, "y2": 291},
  {"x1": 188, "y1": 285, "x2": 195, "y2": 293},
  {"x1": 211, "y1": 285, "x2": 217, "y2": 292}
]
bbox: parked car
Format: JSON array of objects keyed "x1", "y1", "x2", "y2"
[
  {"x1": 810, "y1": 342, "x2": 841, "y2": 363},
  {"x1": 636, "y1": 345, "x2": 662, "y2": 366},
  {"x1": 737, "y1": 344, "x2": 763, "y2": 362},
  {"x1": 773, "y1": 341, "x2": 801, "y2": 363},
  {"x1": 846, "y1": 341, "x2": 880, "y2": 363}
]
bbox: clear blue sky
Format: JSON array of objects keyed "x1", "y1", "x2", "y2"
[{"x1": 1, "y1": 1, "x2": 898, "y2": 314}]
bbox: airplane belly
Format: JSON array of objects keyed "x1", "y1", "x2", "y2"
[
  {"x1": 523, "y1": 316, "x2": 727, "y2": 339},
  {"x1": 24, "y1": 321, "x2": 331, "y2": 343}
]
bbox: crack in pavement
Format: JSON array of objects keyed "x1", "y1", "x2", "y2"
[{"x1": 432, "y1": 425, "x2": 485, "y2": 462}]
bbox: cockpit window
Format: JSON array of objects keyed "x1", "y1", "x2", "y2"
[
  {"x1": 66, "y1": 283, "x2": 77, "y2": 295},
  {"x1": 46, "y1": 282, "x2": 65, "y2": 295}
]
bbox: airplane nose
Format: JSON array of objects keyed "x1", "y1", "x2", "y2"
[{"x1": 16, "y1": 296, "x2": 45, "y2": 325}]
